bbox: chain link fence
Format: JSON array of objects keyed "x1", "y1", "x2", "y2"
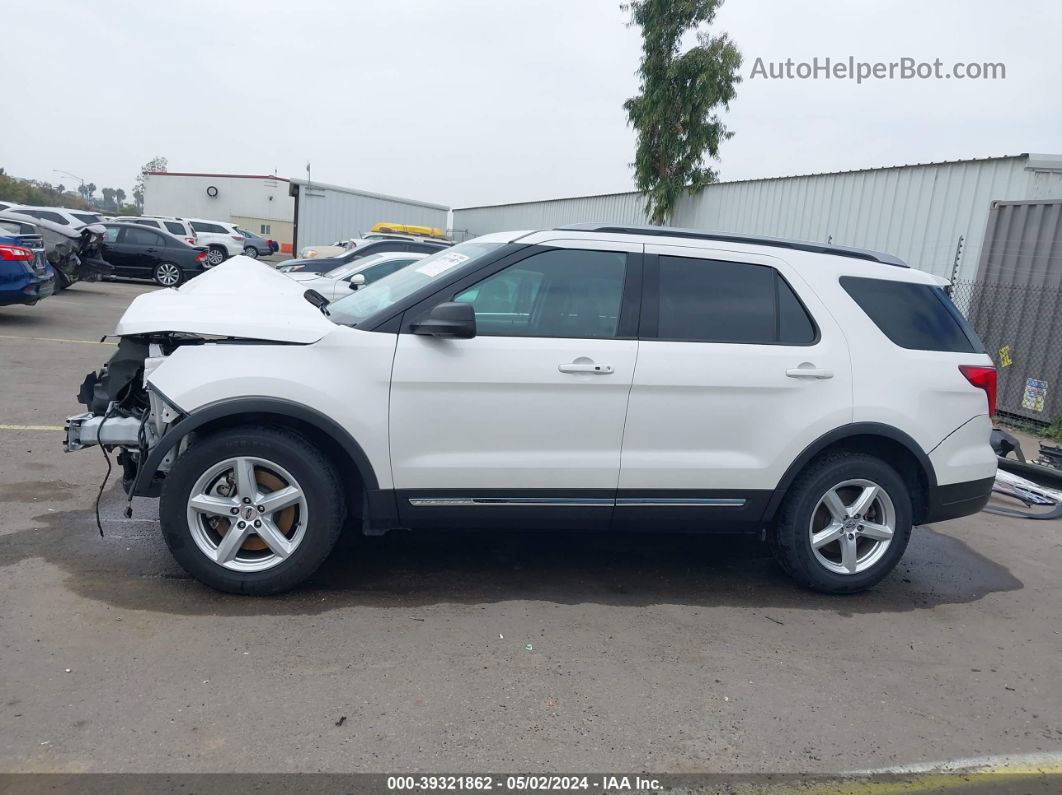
[{"x1": 949, "y1": 279, "x2": 1062, "y2": 424}]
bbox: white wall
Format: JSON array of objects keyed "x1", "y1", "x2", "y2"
[{"x1": 143, "y1": 174, "x2": 294, "y2": 225}]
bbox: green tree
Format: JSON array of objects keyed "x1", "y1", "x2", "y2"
[
  {"x1": 115, "y1": 187, "x2": 126, "y2": 208},
  {"x1": 133, "y1": 156, "x2": 167, "y2": 210},
  {"x1": 623, "y1": 0, "x2": 742, "y2": 224},
  {"x1": 102, "y1": 187, "x2": 117, "y2": 211}
]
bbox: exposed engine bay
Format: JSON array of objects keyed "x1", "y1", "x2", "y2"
[{"x1": 65, "y1": 335, "x2": 202, "y2": 493}]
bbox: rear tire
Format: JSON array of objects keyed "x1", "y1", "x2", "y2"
[
  {"x1": 159, "y1": 427, "x2": 345, "y2": 594},
  {"x1": 206, "y1": 246, "x2": 226, "y2": 266},
  {"x1": 153, "y1": 262, "x2": 183, "y2": 287},
  {"x1": 243, "y1": 246, "x2": 259, "y2": 259},
  {"x1": 769, "y1": 452, "x2": 912, "y2": 594}
]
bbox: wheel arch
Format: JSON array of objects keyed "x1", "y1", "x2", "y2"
[
  {"x1": 131, "y1": 397, "x2": 379, "y2": 499},
  {"x1": 763, "y1": 423, "x2": 936, "y2": 525}
]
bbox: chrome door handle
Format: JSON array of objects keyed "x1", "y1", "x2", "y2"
[
  {"x1": 559, "y1": 362, "x2": 614, "y2": 375},
  {"x1": 786, "y1": 367, "x2": 833, "y2": 379}
]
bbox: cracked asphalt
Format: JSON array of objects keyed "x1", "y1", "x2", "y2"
[{"x1": 1, "y1": 279, "x2": 1060, "y2": 774}]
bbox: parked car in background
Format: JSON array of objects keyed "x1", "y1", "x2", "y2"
[
  {"x1": 277, "y1": 237, "x2": 449, "y2": 273},
  {"x1": 0, "y1": 210, "x2": 111, "y2": 290},
  {"x1": 286, "y1": 251, "x2": 426, "y2": 301},
  {"x1": 101, "y1": 223, "x2": 209, "y2": 286},
  {"x1": 5, "y1": 205, "x2": 106, "y2": 228},
  {"x1": 187, "y1": 218, "x2": 245, "y2": 266},
  {"x1": 111, "y1": 216, "x2": 198, "y2": 247},
  {"x1": 235, "y1": 227, "x2": 275, "y2": 259},
  {"x1": 0, "y1": 231, "x2": 54, "y2": 306},
  {"x1": 298, "y1": 241, "x2": 349, "y2": 259},
  {"x1": 368, "y1": 221, "x2": 449, "y2": 240}
]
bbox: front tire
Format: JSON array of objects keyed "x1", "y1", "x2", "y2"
[
  {"x1": 769, "y1": 452, "x2": 913, "y2": 594},
  {"x1": 159, "y1": 427, "x2": 344, "y2": 594}
]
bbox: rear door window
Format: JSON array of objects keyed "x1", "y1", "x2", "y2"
[
  {"x1": 123, "y1": 227, "x2": 165, "y2": 247},
  {"x1": 840, "y1": 276, "x2": 985, "y2": 353},
  {"x1": 653, "y1": 256, "x2": 817, "y2": 344}
]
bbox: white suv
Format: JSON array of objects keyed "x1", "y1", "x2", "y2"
[
  {"x1": 64, "y1": 225, "x2": 998, "y2": 595},
  {"x1": 186, "y1": 218, "x2": 245, "y2": 265}
]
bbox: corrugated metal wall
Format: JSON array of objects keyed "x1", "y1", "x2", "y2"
[
  {"x1": 293, "y1": 179, "x2": 449, "y2": 252},
  {"x1": 966, "y1": 200, "x2": 1062, "y2": 419},
  {"x1": 454, "y1": 155, "x2": 1062, "y2": 280}
]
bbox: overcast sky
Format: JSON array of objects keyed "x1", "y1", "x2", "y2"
[{"x1": 2, "y1": 0, "x2": 1059, "y2": 209}]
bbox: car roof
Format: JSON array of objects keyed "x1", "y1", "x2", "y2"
[{"x1": 554, "y1": 223, "x2": 909, "y2": 267}]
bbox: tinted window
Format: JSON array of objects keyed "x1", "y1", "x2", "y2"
[
  {"x1": 362, "y1": 258, "x2": 414, "y2": 284},
  {"x1": 455, "y1": 249, "x2": 627, "y2": 338},
  {"x1": 123, "y1": 227, "x2": 165, "y2": 247},
  {"x1": 72, "y1": 212, "x2": 102, "y2": 224},
  {"x1": 656, "y1": 256, "x2": 816, "y2": 344},
  {"x1": 840, "y1": 276, "x2": 984, "y2": 353},
  {"x1": 134, "y1": 219, "x2": 160, "y2": 228},
  {"x1": 191, "y1": 221, "x2": 225, "y2": 234},
  {"x1": 103, "y1": 226, "x2": 121, "y2": 243},
  {"x1": 164, "y1": 221, "x2": 186, "y2": 235}
]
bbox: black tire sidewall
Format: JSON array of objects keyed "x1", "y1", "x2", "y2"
[
  {"x1": 159, "y1": 427, "x2": 344, "y2": 594},
  {"x1": 775, "y1": 454, "x2": 913, "y2": 593}
]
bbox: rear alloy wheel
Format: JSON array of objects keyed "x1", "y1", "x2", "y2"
[
  {"x1": 160, "y1": 427, "x2": 344, "y2": 594},
  {"x1": 206, "y1": 246, "x2": 226, "y2": 266},
  {"x1": 769, "y1": 452, "x2": 912, "y2": 593},
  {"x1": 243, "y1": 246, "x2": 259, "y2": 259},
  {"x1": 153, "y1": 262, "x2": 182, "y2": 287}
]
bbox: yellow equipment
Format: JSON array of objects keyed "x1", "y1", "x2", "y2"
[{"x1": 370, "y1": 222, "x2": 448, "y2": 240}]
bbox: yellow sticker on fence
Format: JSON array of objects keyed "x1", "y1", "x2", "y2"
[{"x1": 999, "y1": 345, "x2": 1012, "y2": 367}]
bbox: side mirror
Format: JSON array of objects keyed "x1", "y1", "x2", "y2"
[
  {"x1": 347, "y1": 273, "x2": 366, "y2": 290},
  {"x1": 410, "y1": 301, "x2": 476, "y2": 339}
]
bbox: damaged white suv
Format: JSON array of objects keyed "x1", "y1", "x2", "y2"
[{"x1": 65, "y1": 225, "x2": 998, "y2": 595}]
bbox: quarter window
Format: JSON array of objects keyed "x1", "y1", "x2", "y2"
[
  {"x1": 191, "y1": 221, "x2": 225, "y2": 234},
  {"x1": 455, "y1": 249, "x2": 627, "y2": 339},
  {"x1": 840, "y1": 276, "x2": 984, "y2": 353},
  {"x1": 164, "y1": 221, "x2": 186, "y2": 235},
  {"x1": 655, "y1": 256, "x2": 816, "y2": 344}
]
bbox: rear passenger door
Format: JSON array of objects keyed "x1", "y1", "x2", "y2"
[{"x1": 615, "y1": 246, "x2": 852, "y2": 530}]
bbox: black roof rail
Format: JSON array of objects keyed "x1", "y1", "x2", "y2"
[{"x1": 554, "y1": 223, "x2": 909, "y2": 267}]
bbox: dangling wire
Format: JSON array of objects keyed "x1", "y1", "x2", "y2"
[{"x1": 94, "y1": 406, "x2": 117, "y2": 537}]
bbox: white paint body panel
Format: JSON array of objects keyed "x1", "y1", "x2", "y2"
[
  {"x1": 114, "y1": 257, "x2": 336, "y2": 343},
  {"x1": 146, "y1": 326, "x2": 397, "y2": 489},
  {"x1": 619, "y1": 245, "x2": 853, "y2": 491},
  {"x1": 928, "y1": 414, "x2": 997, "y2": 486},
  {"x1": 389, "y1": 334, "x2": 637, "y2": 490}
]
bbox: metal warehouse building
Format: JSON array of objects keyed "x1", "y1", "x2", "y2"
[
  {"x1": 287, "y1": 178, "x2": 448, "y2": 256},
  {"x1": 453, "y1": 153, "x2": 1062, "y2": 281},
  {"x1": 144, "y1": 172, "x2": 449, "y2": 254}
]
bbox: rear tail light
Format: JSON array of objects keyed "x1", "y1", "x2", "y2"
[
  {"x1": 959, "y1": 365, "x2": 997, "y2": 416},
  {"x1": 0, "y1": 244, "x2": 33, "y2": 261},
  {"x1": 231, "y1": 235, "x2": 245, "y2": 242},
  {"x1": 186, "y1": 237, "x2": 196, "y2": 245},
  {"x1": 196, "y1": 251, "x2": 208, "y2": 263}
]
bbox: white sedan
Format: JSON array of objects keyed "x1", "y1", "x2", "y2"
[{"x1": 285, "y1": 251, "x2": 427, "y2": 301}]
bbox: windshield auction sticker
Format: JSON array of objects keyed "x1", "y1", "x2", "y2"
[{"x1": 416, "y1": 251, "x2": 470, "y2": 278}]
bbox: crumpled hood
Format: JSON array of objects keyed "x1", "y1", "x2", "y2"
[{"x1": 113, "y1": 256, "x2": 337, "y2": 343}]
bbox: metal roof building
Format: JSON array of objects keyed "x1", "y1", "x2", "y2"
[
  {"x1": 289, "y1": 178, "x2": 448, "y2": 255},
  {"x1": 452, "y1": 153, "x2": 1062, "y2": 281}
]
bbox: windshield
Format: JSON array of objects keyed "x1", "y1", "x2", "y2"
[
  {"x1": 327, "y1": 239, "x2": 505, "y2": 326},
  {"x1": 325, "y1": 252, "x2": 387, "y2": 279}
]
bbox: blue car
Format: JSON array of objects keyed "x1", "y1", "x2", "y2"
[{"x1": 0, "y1": 221, "x2": 55, "y2": 306}]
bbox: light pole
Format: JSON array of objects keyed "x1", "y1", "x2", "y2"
[{"x1": 53, "y1": 169, "x2": 85, "y2": 194}]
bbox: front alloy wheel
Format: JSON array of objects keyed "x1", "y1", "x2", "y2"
[
  {"x1": 186, "y1": 457, "x2": 308, "y2": 572},
  {"x1": 159, "y1": 426, "x2": 345, "y2": 594}
]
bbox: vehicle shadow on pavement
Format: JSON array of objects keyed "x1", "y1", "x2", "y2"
[{"x1": 0, "y1": 486, "x2": 1023, "y2": 617}]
